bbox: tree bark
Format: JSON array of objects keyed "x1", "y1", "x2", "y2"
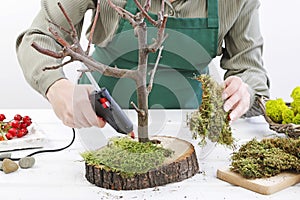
[
  {"x1": 84, "y1": 136, "x2": 199, "y2": 190},
  {"x1": 135, "y1": 23, "x2": 149, "y2": 142}
]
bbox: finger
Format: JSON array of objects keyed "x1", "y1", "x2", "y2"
[
  {"x1": 97, "y1": 117, "x2": 106, "y2": 128},
  {"x1": 228, "y1": 86, "x2": 250, "y2": 121},
  {"x1": 229, "y1": 101, "x2": 249, "y2": 121},
  {"x1": 223, "y1": 92, "x2": 240, "y2": 112},
  {"x1": 82, "y1": 85, "x2": 105, "y2": 127},
  {"x1": 57, "y1": 104, "x2": 78, "y2": 128},
  {"x1": 223, "y1": 77, "x2": 242, "y2": 100},
  {"x1": 75, "y1": 85, "x2": 105, "y2": 128}
]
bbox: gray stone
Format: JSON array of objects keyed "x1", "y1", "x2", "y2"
[
  {"x1": 18, "y1": 157, "x2": 35, "y2": 169},
  {"x1": 0, "y1": 153, "x2": 12, "y2": 159},
  {"x1": 2, "y1": 158, "x2": 19, "y2": 174}
]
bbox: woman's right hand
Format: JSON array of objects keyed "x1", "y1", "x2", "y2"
[{"x1": 46, "y1": 79, "x2": 106, "y2": 128}]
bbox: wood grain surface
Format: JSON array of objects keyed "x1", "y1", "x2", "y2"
[{"x1": 217, "y1": 168, "x2": 300, "y2": 195}]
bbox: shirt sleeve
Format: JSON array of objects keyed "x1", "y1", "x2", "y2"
[
  {"x1": 219, "y1": 0, "x2": 270, "y2": 116},
  {"x1": 16, "y1": 0, "x2": 96, "y2": 98}
]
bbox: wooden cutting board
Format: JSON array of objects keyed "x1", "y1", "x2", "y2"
[{"x1": 217, "y1": 168, "x2": 300, "y2": 195}]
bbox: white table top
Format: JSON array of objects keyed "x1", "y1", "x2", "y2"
[{"x1": 0, "y1": 109, "x2": 299, "y2": 200}]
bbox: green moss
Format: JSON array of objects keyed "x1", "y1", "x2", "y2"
[
  {"x1": 282, "y1": 107, "x2": 295, "y2": 124},
  {"x1": 265, "y1": 86, "x2": 300, "y2": 125},
  {"x1": 265, "y1": 98, "x2": 287, "y2": 123},
  {"x1": 187, "y1": 74, "x2": 234, "y2": 148},
  {"x1": 230, "y1": 138, "x2": 300, "y2": 179},
  {"x1": 292, "y1": 113, "x2": 300, "y2": 124},
  {"x1": 81, "y1": 137, "x2": 173, "y2": 177},
  {"x1": 291, "y1": 100, "x2": 300, "y2": 114},
  {"x1": 291, "y1": 86, "x2": 300, "y2": 101}
]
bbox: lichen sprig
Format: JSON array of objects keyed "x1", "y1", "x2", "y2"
[{"x1": 187, "y1": 74, "x2": 234, "y2": 147}]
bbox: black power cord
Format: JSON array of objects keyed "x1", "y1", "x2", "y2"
[{"x1": 0, "y1": 128, "x2": 76, "y2": 161}]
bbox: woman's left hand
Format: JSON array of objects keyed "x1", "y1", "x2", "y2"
[{"x1": 222, "y1": 76, "x2": 250, "y2": 121}]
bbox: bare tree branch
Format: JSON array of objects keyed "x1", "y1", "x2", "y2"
[
  {"x1": 147, "y1": 45, "x2": 164, "y2": 93},
  {"x1": 31, "y1": 1, "x2": 168, "y2": 143},
  {"x1": 134, "y1": 0, "x2": 157, "y2": 26},
  {"x1": 63, "y1": 47, "x2": 137, "y2": 79},
  {"x1": 31, "y1": 42, "x2": 65, "y2": 59},
  {"x1": 144, "y1": 0, "x2": 151, "y2": 12},
  {"x1": 148, "y1": 15, "x2": 168, "y2": 52},
  {"x1": 47, "y1": 19, "x2": 71, "y2": 35},
  {"x1": 107, "y1": 0, "x2": 138, "y2": 28},
  {"x1": 31, "y1": 2, "x2": 137, "y2": 80},
  {"x1": 57, "y1": 2, "x2": 80, "y2": 46},
  {"x1": 86, "y1": 0, "x2": 100, "y2": 55},
  {"x1": 43, "y1": 59, "x2": 74, "y2": 71},
  {"x1": 48, "y1": 27, "x2": 71, "y2": 47},
  {"x1": 131, "y1": 101, "x2": 146, "y2": 116},
  {"x1": 160, "y1": 0, "x2": 165, "y2": 16}
]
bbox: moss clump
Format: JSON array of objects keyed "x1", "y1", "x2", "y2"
[
  {"x1": 187, "y1": 74, "x2": 234, "y2": 147},
  {"x1": 265, "y1": 98, "x2": 288, "y2": 123},
  {"x1": 81, "y1": 137, "x2": 173, "y2": 177},
  {"x1": 230, "y1": 138, "x2": 300, "y2": 179},
  {"x1": 265, "y1": 86, "x2": 300, "y2": 124}
]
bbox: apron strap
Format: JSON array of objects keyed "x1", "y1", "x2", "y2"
[{"x1": 207, "y1": 0, "x2": 219, "y2": 28}]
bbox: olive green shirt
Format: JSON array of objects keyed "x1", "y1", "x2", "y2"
[{"x1": 16, "y1": 0, "x2": 270, "y2": 115}]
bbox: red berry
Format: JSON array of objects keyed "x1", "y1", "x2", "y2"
[
  {"x1": 17, "y1": 131, "x2": 25, "y2": 138},
  {"x1": 11, "y1": 120, "x2": 21, "y2": 129},
  {"x1": 8, "y1": 128, "x2": 18, "y2": 137},
  {"x1": 23, "y1": 116, "x2": 31, "y2": 121},
  {"x1": 5, "y1": 132, "x2": 14, "y2": 140},
  {"x1": 0, "y1": 114, "x2": 6, "y2": 121},
  {"x1": 22, "y1": 116, "x2": 32, "y2": 126},
  {"x1": 25, "y1": 120, "x2": 32, "y2": 127},
  {"x1": 20, "y1": 128, "x2": 28, "y2": 135},
  {"x1": 20, "y1": 122, "x2": 28, "y2": 128},
  {"x1": 14, "y1": 114, "x2": 23, "y2": 121}
]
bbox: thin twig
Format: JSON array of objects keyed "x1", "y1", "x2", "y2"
[
  {"x1": 57, "y1": 2, "x2": 79, "y2": 45},
  {"x1": 147, "y1": 46, "x2": 164, "y2": 93},
  {"x1": 49, "y1": 27, "x2": 71, "y2": 47},
  {"x1": 63, "y1": 48, "x2": 137, "y2": 79},
  {"x1": 47, "y1": 19, "x2": 71, "y2": 35},
  {"x1": 134, "y1": 0, "x2": 157, "y2": 26},
  {"x1": 107, "y1": 0, "x2": 137, "y2": 27},
  {"x1": 131, "y1": 101, "x2": 146, "y2": 116},
  {"x1": 42, "y1": 59, "x2": 74, "y2": 71},
  {"x1": 31, "y1": 42, "x2": 65, "y2": 59},
  {"x1": 160, "y1": 0, "x2": 165, "y2": 16},
  {"x1": 31, "y1": 3, "x2": 138, "y2": 80},
  {"x1": 148, "y1": 15, "x2": 168, "y2": 52},
  {"x1": 144, "y1": 0, "x2": 151, "y2": 12},
  {"x1": 86, "y1": 0, "x2": 101, "y2": 55}
]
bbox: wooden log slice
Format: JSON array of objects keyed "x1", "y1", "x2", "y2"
[{"x1": 84, "y1": 136, "x2": 199, "y2": 190}]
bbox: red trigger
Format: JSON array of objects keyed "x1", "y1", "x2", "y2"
[{"x1": 99, "y1": 98, "x2": 110, "y2": 108}]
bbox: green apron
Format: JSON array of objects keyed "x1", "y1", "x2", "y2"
[{"x1": 79, "y1": 0, "x2": 219, "y2": 109}]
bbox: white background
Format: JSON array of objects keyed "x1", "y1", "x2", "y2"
[{"x1": 0, "y1": 0, "x2": 299, "y2": 109}]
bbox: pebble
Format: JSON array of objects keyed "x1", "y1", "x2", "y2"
[
  {"x1": 0, "y1": 153, "x2": 12, "y2": 159},
  {"x1": 18, "y1": 157, "x2": 35, "y2": 169},
  {"x1": 2, "y1": 158, "x2": 19, "y2": 174}
]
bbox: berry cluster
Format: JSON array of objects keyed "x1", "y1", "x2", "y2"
[{"x1": 0, "y1": 114, "x2": 32, "y2": 141}]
